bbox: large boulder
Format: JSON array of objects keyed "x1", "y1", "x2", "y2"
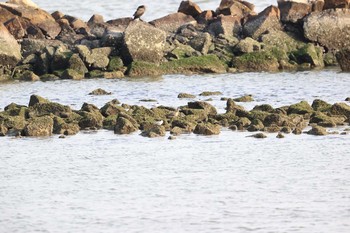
[
  {"x1": 178, "y1": 0, "x2": 202, "y2": 18},
  {"x1": 149, "y1": 12, "x2": 197, "y2": 33},
  {"x1": 336, "y1": 48, "x2": 350, "y2": 71},
  {"x1": 193, "y1": 122, "x2": 221, "y2": 135},
  {"x1": 121, "y1": 20, "x2": 166, "y2": 65},
  {"x1": 207, "y1": 15, "x2": 241, "y2": 37},
  {"x1": 304, "y1": 9, "x2": 350, "y2": 50},
  {"x1": 114, "y1": 117, "x2": 138, "y2": 134},
  {"x1": 243, "y1": 5, "x2": 282, "y2": 39},
  {"x1": 7, "y1": 0, "x2": 38, "y2": 8},
  {"x1": 278, "y1": 0, "x2": 312, "y2": 23},
  {"x1": 0, "y1": 2, "x2": 61, "y2": 38},
  {"x1": 23, "y1": 116, "x2": 54, "y2": 137},
  {"x1": 0, "y1": 23, "x2": 21, "y2": 68}
]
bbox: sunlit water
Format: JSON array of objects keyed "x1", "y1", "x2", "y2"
[
  {"x1": 32, "y1": 0, "x2": 277, "y2": 21},
  {"x1": 1, "y1": 70, "x2": 350, "y2": 233}
]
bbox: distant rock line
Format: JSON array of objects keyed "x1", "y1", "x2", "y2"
[{"x1": 1, "y1": 0, "x2": 350, "y2": 81}]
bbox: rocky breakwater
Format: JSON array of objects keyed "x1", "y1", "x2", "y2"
[
  {"x1": 0, "y1": 93, "x2": 349, "y2": 138},
  {"x1": 1, "y1": 0, "x2": 350, "y2": 81}
]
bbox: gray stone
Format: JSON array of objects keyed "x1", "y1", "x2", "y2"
[
  {"x1": 149, "y1": 12, "x2": 197, "y2": 33},
  {"x1": 121, "y1": 20, "x2": 166, "y2": 65},
  {"x1": 207, "y1": 15, "x2": 241, "y2": 37}
]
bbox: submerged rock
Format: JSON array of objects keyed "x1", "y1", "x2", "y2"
[
  {"x1": 89, "y1": 88, "x2": 111, "y2": 95},
  {"x1": 178, "y1": 93, "x2": 196, "y2": 98}
]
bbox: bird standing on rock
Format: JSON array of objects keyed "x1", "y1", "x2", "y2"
[{"x1": 133, "y1": 5, "x2": 146, "y2": 20}]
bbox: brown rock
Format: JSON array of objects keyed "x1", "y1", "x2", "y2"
[
  {"x1": 304, "y1": 9, "x2": 350, "y2": 50},
  {"x1": 0, "y1": 3, "x2": 61, "y2": 38},
  {"x1": 4, "y1": 16, "x2": 26, "y2": 39},
  {"x1": 150, "y1": 12, "x2": 197, "y2": 33},
  {"x1": 307, "y1": 125, "x2": 328, "y2": 136},
  {"x1": 243, "y1": 5, "x2": 282, "y2": 39},
  {"x1": 88, "y1": 14, "x2": 104, "y2": 26},
  {"x1": 106, "y1": 17, "x2": 133, "y2": 32},
  {"x1": 216, "y1": 0, "x2": 254, "y2": 18},
  {"x1": 178, "y1": 0, "x2": 202, "y2": 18},
  {"x1": 312, "y1": 0, "x2": 325, "y2": 11},
  {"x1": 0, "y1": 6, "x2": 16, "y2": 24},
  {"x1": 141, "y1": 125, "x2": 166, "y2": 137},
  {"x1": 114, "y1": 117, "x2": 138, "y2": 134},
  {"x1": 23, "y1": 116, "x2": 54, "y2": 137},
  {"x1": 51, "y1": 11, "x2": 64, "y2": 20},
  {"x1": 0, "y1": 23, "x2": 21, "y2": 68},
  {"x1": 188, "y1": 101, "x2": 217, "y2": 115},
  {"x1": 193, "y1": 122, "x2": 221, "y2": 135},
  {"x1": 278, "y1": 1, "x2": 312, "y2": 23},
  {"x1": 207, "y1": 15, "x2": 241, "y2": 37},
  {"x1": 197, "y1": 10, "x2": 215, "y2": 24},
  {"x1": 323, "y1": 0, "x2": 350, "y2": 9}
]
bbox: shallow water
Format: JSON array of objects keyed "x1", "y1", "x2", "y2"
[
  {"x1": 1, "y1": 70, "x2": 350, "y2": 233},
  {"x1": 32, "y1": 0, "x2": 276, "y2": 21}
]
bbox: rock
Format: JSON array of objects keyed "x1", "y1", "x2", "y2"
[
  {"x1": 307, "y1": 125, "x2": 328, "y2": 135},
  {"x1": 23, "y1": 116, "x2": 54, "y2": 137},
  {"x1": 263, "y1": 113, "x2": 289, "y2": 127},
  {"x1": 233, "y1": 94, "x2": 254, "y2": 102},
  {"x1": 199, "y1": 91, "x2": 222, "y2": 96},
  {"x1": 141, "y1": 125, "x2": 166, "y2": 137},
  {"x1": 81, "y1": 46, "x2": 113, "y2": 70},
  {"x1": 234, "y1": 37, "x2": 262, "y2": 54},
  {"x1": 53, "y1": 116, "x2": 80, "y2": 135},
  {"x1": 150, "y1": 12, "x2": 197, "y2": 33},
  {"x1": 28, "y1": 101, "x2": 72, "y2": 117},
  {"x1": 207, "y1": 15, "x2": 241, "y2": 37},
  {"x1": 17, "y1": 70, "x2": 40, "y2": 81},
  {"x1": 243, "y1": 5, "x2": 282, "y2": 39},
  {"x1": 51, "y1": 11, "x2": 64, "y2": 20},
  {"x1": 232, "y1": 51, "x2": 280, "y2": 72},
  {"x1": 346, "y1": 97, "x2": 350, "y2": 101},
  {"x1": 311, "y1": 99, "x2": 332, "y2": 112},
  {"x1": 114, "y1": 117, "x2": 138, "y2": 134},
  {"x1": 304, "y1": 9, "x2": 350, "y2": 50},
  {"x1": 188, "y1": 32, "x2": 212, "y2": 55},
  {"x1": 197, "y1": 10, "x2": 216, "y2": 24},
  {"x1": 0, "y1": 23, "x2": 21, "y2": 68},
  {"x1": 88, "y1": 14, "x2": 104, "y2": 25},
  {"x1": 78, "y1": 103, "x2": 104, "y2": 129},
  {"x1": 330, "y1": 103, "x2": 350, "y2": 119},
  {"x1": 89, "y1": 88, "x2": 111, "y2": 95},
  {"x1": 309, "y1": 111, "x2": 342, "y2": 127},
  {"x1": 28, "y1": 95, "x2": 49, "y2": 107},
  {"x1": 188, "y1": 101, "x2": 217, "y2": 115},
  {"x1": 247, "y1": 132, "x2": 267, "y2": 138},
  {"x1": 121, "y1": 20, "x2": 166, "y2": 65},
  {"x1": 168, "y1": 135, "x2": 177, "y2": 140},
  {"x1": 0, "y1": 123, "x2": 8, "y2": 136},
  {"x1": 60, "y1": 69, "x2": 84, "y2": 80},
  {"x1": 336, "y1": 48, "x2": 350, "y2": 72},
  {"x1": 107, "y1": 56, "x2": 124, "y2": 71},
  {"x1": 323, "y1": 0, "x2": 350, "y2": 9},
  {"x1": 288, "y1": 101, "x2": 314, "y2": 115},
  {"x1": 193, "y1": 122, "x2": 221, "y2": 135},
  {"x1": 68, "y1": 53, "x2": 88, "y2": 74},
  {"x1": 253, "y1": 104, "x2": 274, "y2": 113},
  {"x1": 7, "y1": 0, "x2": 38, "y2": 8},
  {"x1": 290, "y1": 43, "x2": 324, "y2": 67},
  {"x1": 106, "y1": 17, "x2": 133, "y2": 32},
  {"x1": 0, "y1": 2, "x2": 61, "y2": 38},
  {"x1": 4, "y1": 16, "x2": 26, "y2": 39},
  {"x1": 276, "y1": 132, "x2": 285, "y2": 138},
  {"x1": 216, "y1": 0, "x2": 254, "y2": 18},
  {"x1": 261, "y1": 30, "x2": 305, "y2": 53},
  {"x1": 178, "y1": 93, "x2": 196, "y2": 98},
  {"x1": 100, "y1": 99, "x2": 123, "y2": 117},
  {"x1": 278, "y1": 1, "x2": 312, "y2": 23},
  {"x1": 178, "y1": 1, "x2": 202, "y2": 18},
  {"x1": 50, "y1": 44, "x2": 72, "y2": 71}
]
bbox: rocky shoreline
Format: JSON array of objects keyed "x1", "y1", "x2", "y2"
[
  {"x1": 0, "y1": 92, "x2": 349, "y2": 138},
  {"x1": 1, "y1": 0, "x2": 350, "y2": 81}
]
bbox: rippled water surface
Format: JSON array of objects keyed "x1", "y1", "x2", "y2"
[
  {"x1": 1, "y1": 70, "x2": 350, "y2": 233},
  {"x1": 33, "y1": 0, "x2": 276, "y2": 21}
]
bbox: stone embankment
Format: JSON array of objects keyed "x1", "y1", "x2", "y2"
[
  {"x1": 0, "y1": 93, "x2": 349, "y2": 138},
  {"x1": 1, "y1": 0, "x2": 350, "y2": 81}
]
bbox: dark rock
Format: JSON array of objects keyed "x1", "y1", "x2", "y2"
[
  {"x1": 290, "y1": 43, "x2": 324, "y2": 67},
  {"x1": 20, "y1": 38, "x2": 63, "y2": 57},
  {"x1": 193, "y1": 122, "x2": 220, "y2": 135},
  {"x1": 23, "y1": 116, "x2": 53, "y2": 136},
  {"x1": 28, "y1": 95, "x2": 49, "y2": 107},
  {"x1": 207, "y1": 15, "x2": 241, "y2": 37},
  {"x1": 336, "y1": 48, "x2": 350, "y2": 72},
  {"x1": 178, "y1": 0, "x2": 202, "y2": 18},
  {"x1": 78, "y1": 103, "x2": 104, "y2": 129},
  {"x1": 346, "y1": 97, "x2": 350, "y2": 101},
  {"x1": 247, "y1": 132, "x2": 267, "y2": 138},
  {"x1": 330, "y1": 103, "x2": 350, "y2": 119},
  {"x1": 233, "y1": 94, "x2": 254, "y2": 102},
  {"x1": 197, "y1": 10, "x2": 216, "y2": 24},
  {"x1": 0, "y1": 23, "x2": 21, "y2": 68},
  {"x1": 4, "y1": 16, "x2": 27, "y2": 39},
  {"x1": 276, "y1": 132, "x2": 285, "y2": 138},
  {"x1": 243, "y1": 5, "x2": 282, "y2": 39},
  {"x1": 168, "y1": 135, "x2": 177, "y2": 140},
  {"x1": 307, "y1": 125, "x2": 328, "y2": 136},
  {"x1": 121, "y1": 20, "x2": 166, "y2": 65},
  {"x1": 216, "y1": 0, "x2": 254, "y2": 18},
  {"x1": 114, "y1": 117, "x2": 138, "y2": 134},
  {"x1": 278, "y1": 0, "x2": 312, "y2": 23},
  {"x1": 100, "y1": 100, "x2": 123, "y2": 117},
  {"x1": 264, "y1": 113, "x2": 289, "y2": 127},
  {"x1": 304, "y1": 9, "x2": 350, "y2": 50},
  {"x1": 323, "y1": 0, "x2": 350, "y2": 9},
  {"x1": 51, "y1": 11, "x2": 64, "y2": 20},
  {"x1": 28, "y1": 101, "x2": 72, "y2": 118},
  {"x1": 287, "y1": 101, "x2": 314, "y2": 115},
  {"x1": 178, "y1": 93, "x2": 196, "y2": 98},
  {"x1": 150, "y1": 12, "x2": 197, "y2": 33},
  {"x1": 188, "y1": 32, "x2": 212, "y2": 55},
  {"x1": 253, "y1": 104, "x2": 274, "y2": 113},
  {"x1": 53, "y1": 116, "x2": 80, "y2": 135}
]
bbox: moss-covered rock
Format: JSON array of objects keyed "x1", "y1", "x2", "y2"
[
  {"x1": 68, "y1": 53, "x2": 88, "y2": 74},
  {"x1": 107, "y1": 56, "x2": 124, "y2": 71},
  {"x1": 232, "y1": 51, "x2": 280, "y2": 72},
  {"x1": 23, "y1": 116, "x2": 54, "y2": 136},
  {"x1": 178, "y1": 93, "x2": 196, "y2": 98},
  {"x1": 60, "y1": 69, "x2": 84, "y2": 80},
  {"x1": 193, "y1": 122, "x2": 220, "y2": 135},
  {"x1": 290, "y1": 43, "x2": 324, "y2": 68},
  {"x1": 252, "y1": 104, "x2": 274, "y2": 113},
  {"x1": 127, "y1": 61, "x2": 163, "y2": 77},
  {"x1": 17, "y1": 70, "x2": 40, "y2": 81},
  {"x1": 141, "y1": 125, "x2": 166, "y2": 138},
  {"x1": 100, "y1": 100, "x2": 124, "y2": 117},
  {"x1": 247, "y1": 133, "x2": 267, "y2": 139},
  {"x1": 311, "y1": 99, "x2": 332, "y2": 112},
  {"x1": 287, "y1": 101, "x2": 314, "y2": 115},
  {"x1": 114, "y1": 117, "x2": 138, "y2": 134},
  {"x1": 330, "y1": 103, "x2": 350, "y2": 119},
  {"x1": 89, "y1": 88, "x2": 111, "y2": 95},
  {"x1": 187, "y1": 101, "x2": 217, "y2": 116},
  {"x1": 199, "y1": 91, "x2": 222, "y2": 96},
  {"x1": 233, "y1": 94, "x2": 254, "y2": 102},
  {"x1": 28, "y1": 95, "x2": 50, "y2": 107},
  {"x1": 53, "y1": 116, "x2": 80, "y2": 135},
  {"x1": 77, "y1": 103, "x2": 104, "y2": 129},
  {"x1": 28, "y1": 101, "x2": 72, "y2": 117},
  {"x1": 307, "y1": 125, "x2": 328, "y2": 136}
]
